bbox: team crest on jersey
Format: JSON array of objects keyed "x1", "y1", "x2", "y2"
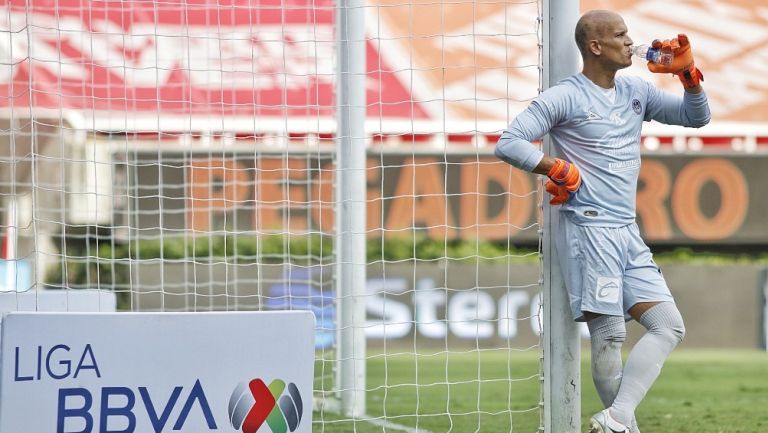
[{"x1": 632, "y1": 99, "x2": 642, "y2": 114}]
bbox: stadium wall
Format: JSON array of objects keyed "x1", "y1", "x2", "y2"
[
  {"x1": 128, "y1": 261, "x2": 765, "y2": 349},
  {"x1": 120, "y1": 149, "x2": 768, "y2": 246}
]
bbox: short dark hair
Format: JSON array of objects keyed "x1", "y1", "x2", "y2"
[
  {"x1": 574, "y1": 10, "x2": 615, "y2": 58},
  {"x1": 574, "y1": 17, "x2": 590, "y2": 57}
]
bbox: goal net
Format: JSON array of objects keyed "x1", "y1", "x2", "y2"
[{"x1": 0, "y1": 0, "x2": 546, "y2": 431}]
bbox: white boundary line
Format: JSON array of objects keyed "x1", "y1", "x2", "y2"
[
  {"x1": 314, "y1": 397, "x2": 435, "y2": 433},
  {"x1": 361, "y1": 415, "x2": 435, "y2": 433}
]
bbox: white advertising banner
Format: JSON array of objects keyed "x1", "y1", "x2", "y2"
[
  {"x1": 0, "y1": 289, "x2": 116, "y2": 313},
  {"x1": 0, "y1": 311, "x2": 315, "y2": 433}
]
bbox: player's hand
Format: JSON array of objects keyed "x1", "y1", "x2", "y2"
[
  {"x1": 646, "y1": 34, "x2": 703, "y2": 89},
  {"x1": 546, "y1": 159, "x2": 581, "y2": 205},
  {"x1": 545, "y1": 180, "x2": 570, "y2": 205},
  {"x1": 547, "y1": 158, "x2": 581, "y2": 191}
]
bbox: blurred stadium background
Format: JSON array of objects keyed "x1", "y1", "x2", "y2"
[{"x1": 1, "y1": 0, "x2": 767, "y2": 432}]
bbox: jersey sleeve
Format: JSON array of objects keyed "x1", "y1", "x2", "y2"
[
  {"x1": 643, "y1": 79, "x2": 711, "y2": 127},
  {"x1": 494, "y1": 87, "x2": 568, "y2": 172}
]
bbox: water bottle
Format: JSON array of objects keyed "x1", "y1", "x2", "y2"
[{"x1": 632, "y1": 44, "x2": 673, "y2": 66}]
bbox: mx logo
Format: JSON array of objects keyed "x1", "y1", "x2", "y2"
[{"x1": 229, "y1": 378, "x2": 304, "y2": 433}]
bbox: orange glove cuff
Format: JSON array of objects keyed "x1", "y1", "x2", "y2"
[
  {"x1": 547, "y1": 159, "x2": 581, "y2": 192},
  {"x1": 676, "y1": 63, "x2": 704, "y2": 89}
]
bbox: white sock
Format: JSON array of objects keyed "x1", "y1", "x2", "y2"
[
  {"x1": 587, "y1": 315, "x2": 625, "y2": 407},
  {"x1": 588, "y1": 315, "x2": 640, "y2": 431},
  {"x1": 610, "y1": 302, "x2": 685, "y2": 425}
]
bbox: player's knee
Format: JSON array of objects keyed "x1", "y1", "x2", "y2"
[
  {"x1": 656, "y1": 321, "x2": 685, "y2": 348},
  {"x1": 660, "y1": 307, "x2": 685, "y2": 344},
  {"x1": 605, "y1": 327, "x2": 627, "y2": 343},
  {"x1": 665, "y1": 316, "x2": 686, "y2": 344},
  {"x1": 641, "y1": 302, "x2": 685, "y2": 345},
  {"x1": 587, "y1": 315, "x2": 626, "y2": 343}
]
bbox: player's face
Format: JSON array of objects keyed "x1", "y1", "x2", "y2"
[{"x1": 598, "y1": 18, "x2": 634, "y2": 70}]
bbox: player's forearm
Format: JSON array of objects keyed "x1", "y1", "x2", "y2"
[
  {"x1": 494, "y1": 136, "x2": 557, "y2": 177},
  {"x1": 684, "y1": 84, "x2": 702, "y2": 94},
  {"x1": 652, "y1": 89, "x2": 710, "y2": 128},
  {"x1": 532, "y1": 156, "x2": 557, "y2": 175},
  {"x1": 680, "y1": 89, "x2": 711, "y2": 127},
  {"x1": 496, "y1": 96, "x2": 560, "y2": 172},
  {"x1": 494, "y1": 134, "x2": 544, "y2": 172}
]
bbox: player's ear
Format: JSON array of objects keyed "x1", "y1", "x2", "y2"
[{"x1": 588, "y1": 39, "x2": 601, "y2": 56}]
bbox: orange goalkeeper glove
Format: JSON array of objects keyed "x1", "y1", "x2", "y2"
[
  {"x1": 545, "y1": 159, "x2": 581, "y2": 205},
  {"x1": 646, "y1": 34, "x2": 703, "y2": 89},
  {"x1": 545, "y1": 180, "x2": 569, "y2": 205}
]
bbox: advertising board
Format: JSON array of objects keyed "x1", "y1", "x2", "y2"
[
  {"x1": 122, "y1": 152, "x2": 768, "y2": 245},
  {"x1": 0, "y1": 311, "x2": 314, "y2": 433}
]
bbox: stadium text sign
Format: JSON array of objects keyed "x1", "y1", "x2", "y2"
[
  {"x1": 0, "y1": 312, "x2": 314, "y2": 433},
  {"x1": 262, "y1": 264, "x2": 564, "y2": 350},
  {"x1": 126, "y1": 152, "x2": 766, "y2": 245}
]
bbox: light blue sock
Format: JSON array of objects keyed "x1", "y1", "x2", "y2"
[
  {"x1": 587, "y1": 315, "x2": 640, "y2": 432},
  {"x1": 587, "y1": 315, "x2": 625, "y2": 408},
  {"x1": 610, "y1": 302, "x2": 685, "y2": 425}
]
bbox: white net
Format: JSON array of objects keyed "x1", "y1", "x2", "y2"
[{"x1": 0, "y1": 0, "x2": 544, "y2": 431}]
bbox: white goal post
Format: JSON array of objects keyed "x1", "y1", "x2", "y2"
[
  {"x1": 541, "y1": 1, "x2": 581, "y2": 432},
  {"x1": 332, "y1": 0, "x2": 583, "y2": 428},
  {"x1": 335, "y1": 0, "x2": 368, "y2": 418}
]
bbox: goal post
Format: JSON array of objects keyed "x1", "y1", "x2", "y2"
[
  {"x1": 332, "y1": 0, "x2": 583, "y2": 428},
  {"x1": 541, "y1": 1, "x2": 582, "y2": 432},
  {"x1": 335, "y1": 0, "x2": 368, "y2": 418}
]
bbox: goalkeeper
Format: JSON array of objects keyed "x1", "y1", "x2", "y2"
[{"x1": 494, "y1": 9, "x2": 710, "y2": 433}]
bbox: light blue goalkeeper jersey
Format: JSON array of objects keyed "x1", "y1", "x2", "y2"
[{"x1": 495, "y1": 73, "x2": 710, "y2": 226}]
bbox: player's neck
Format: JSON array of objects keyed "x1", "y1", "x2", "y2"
[{"x1": 581, "y1": 65, "x2": 616, "y2": 89}]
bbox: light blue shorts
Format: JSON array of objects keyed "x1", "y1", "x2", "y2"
[{"x1": 556, "y1": 215, "x2": 674, "y2": 322}]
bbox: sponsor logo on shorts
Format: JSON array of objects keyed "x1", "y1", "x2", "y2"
[{"x1": 596, "y1": 276, "x2": 621, "y2": 303}]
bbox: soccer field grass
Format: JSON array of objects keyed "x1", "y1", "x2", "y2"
[{"x1": 316, "y1": 349, "x2": 768, "y2": 433}]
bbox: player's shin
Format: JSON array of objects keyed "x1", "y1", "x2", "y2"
[
  {"x1": 609, "y1": 302, "x2": 685, "y2": 426},
  {"x1": 587, "y1": 315, "x2": 626, "y2": 407}
]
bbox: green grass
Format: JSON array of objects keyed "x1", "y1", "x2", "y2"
[
  {"x1": 313, "y1": 349, "x2": 768, "y2": 433},
  {"x1": 633, "y1": 350, "x2": 768, "y2": 433}
]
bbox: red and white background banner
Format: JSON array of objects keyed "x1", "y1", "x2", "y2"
[
  {"x1": 0, "y1": 0, "x2": 427, "y2": 128},
  {"x1": 1, "y1": 0, "x2": 766, "y2": 139},
  {"x1": 372, "y1": 0, "x2": 768, "y2": 126}
]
